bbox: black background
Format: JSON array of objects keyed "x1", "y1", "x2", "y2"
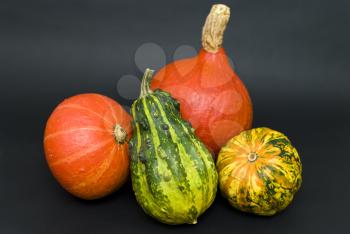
[{"x1": 1, "y1": 0, "x2": 349, "y2": 233}]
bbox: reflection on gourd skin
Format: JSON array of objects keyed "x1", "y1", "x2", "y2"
[
  {"x1": 116, "y1": 44, "x2": 199, "y2": 105},
  {"x1": 116, "y1": 30, "x2": 236, "y2": 115}
]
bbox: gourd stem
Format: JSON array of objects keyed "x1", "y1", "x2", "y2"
[
  {"x1": 114, "y1": 124, "x2": 127, "y2": 144},
  {"x1": 139, "y1": 68, "x2": 155, "y2": 98},
  {"x1": 248, "y1": 152, "x2": 258, "y2": 162},
  {"x1": 202, "y1": 4, "x2": 230, "y2": 53}
]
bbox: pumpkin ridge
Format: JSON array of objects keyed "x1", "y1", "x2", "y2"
[
  {"x1": 71, "y1": 145, "x2": 117, "y2": 191},
  {"x1": 50, "y1": 138, "x2": 114, "y2": 166},
  {"x1": 56, "y1": 104, "x2": 114, "y2": 126},
  {"x1": 44, "y1": 127, "x2": 110, "y2": 141},
  {"x1": 100, "y1": 96, "x2": 119, "y2": 123}
]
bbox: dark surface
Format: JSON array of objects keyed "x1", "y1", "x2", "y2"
[{"x1": 1, "y1": 0, "x2": 349, "y2": 233}]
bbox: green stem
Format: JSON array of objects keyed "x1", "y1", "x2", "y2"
[{"x1": 139, "y1": 68, "x2": 155, "y2": 98}]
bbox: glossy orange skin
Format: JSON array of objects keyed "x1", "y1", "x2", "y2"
[
  {"x1": 151, "y1": 48, "x2": 253, "y2": 156},
  {"x1": 44, "y1": 93, "x2": 132, "y2": 200}
]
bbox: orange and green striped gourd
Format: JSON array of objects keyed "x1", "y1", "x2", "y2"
[
  {"x1": 217, "y1": 127, "x2": 302, "y2": 215},
  {"x1": 129, "y1": 69, "x2": 218, "y2": 225}
]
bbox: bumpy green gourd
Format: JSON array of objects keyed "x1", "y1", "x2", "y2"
[{"x1": 129, "y1": 69, "x2": 218, "y2": 225}]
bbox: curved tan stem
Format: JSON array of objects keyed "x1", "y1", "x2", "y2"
[{"x1": 201, "y1": 4, "x2": 230, "y2": 53}]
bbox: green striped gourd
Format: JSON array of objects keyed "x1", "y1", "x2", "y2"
[{"x1": 129, "y1": 69, "x2": 218, "y2": 225}]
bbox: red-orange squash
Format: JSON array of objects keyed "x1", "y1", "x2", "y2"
[
  {"x1": 44, "y1": 93, "x2": 132, "y2": 200},
  {"x1": 151, "y1": 4, "x2": 253, "y2": 155}
]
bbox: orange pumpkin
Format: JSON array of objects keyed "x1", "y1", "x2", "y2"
[
  {"x1": 44, "y1": 93, "x2": 132, "y2": 200},
  {"x1": 151, "y1": 4, "x2": 253, "y2": 155}
]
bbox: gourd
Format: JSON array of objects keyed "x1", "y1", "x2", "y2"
[
  {"x1": 217, "y1": 127, "x2": 302, "y2": 215},
  {"x1": 44, "y1": 93, "x2": 132, "y2": 200},
  {"x1": 129, "y1": 69, "x2": 218, "y2": 224},
  {"x1": 151, "y1": 4, "x2": 253, "y2": 155}
]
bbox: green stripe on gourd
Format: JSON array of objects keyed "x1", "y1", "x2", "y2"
[{"x1": 130, "y1": 69, "x2": 218, "y2": 225}]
